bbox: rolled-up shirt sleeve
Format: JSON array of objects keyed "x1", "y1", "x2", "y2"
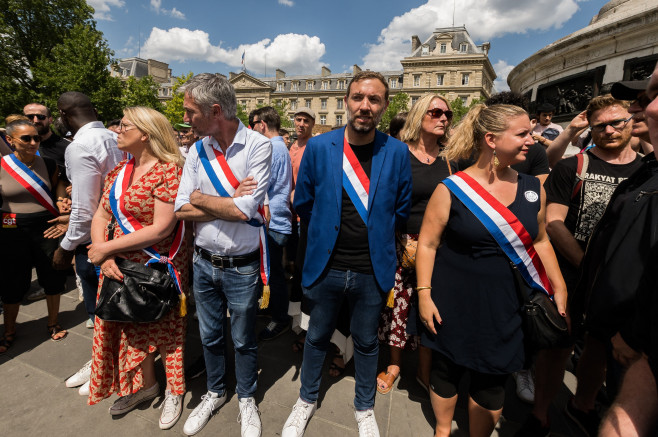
[
  {"x1": 233, "y1": 138, "x2": 272, "y2": 219},
  {"x1": 60, "y1": 144, "x2": 103, "y2": 250},
  {"x1": 174, "y1": 145, "x2": 199, "y2": 212}
]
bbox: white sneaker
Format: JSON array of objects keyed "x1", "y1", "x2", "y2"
[
  {"x1": 159, "y1": 390, "x2": 183, "y2": 430},
  {"x1": 66, "y1": 360, "x2": 92, "y2": 387},
  {"x1": 86, "y1": 319, "x2": 94, "y2": 329},
  {"x1": 354, "y1": 408, "x2": 380, "y2": 437},
  {"x1": 109, "y1": 382, "x2": 159, "y2": 415},
  {"x1": 238, "y1": 397, "x2": 261, "y2": 437},
  {"x1": 76, "y1": 275, "x2": 84, "y2": 301},
  {"x1": 26, "y1": 287, "x2": 46, "y2": 301},
  {"x1": 79, "y1": 380, "x2": 90, "y2": 396},
  {"x1": 183, "y1": 391, "x2": 226, "y2": 436},
  {"x1": 514, "y1": 369, "x2": 535, "y2": 404},
  {"x1": 282, "y1": 397, "x2": 316, "y2": 437}
]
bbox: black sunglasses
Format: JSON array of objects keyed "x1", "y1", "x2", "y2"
[
  {"x1": 426, "y1": 108, "x2": 453, "y2": 120},
  {"x1": 11, "y1": 135, "x2": 41, "y2": 143},
  {"x1": 25, "y1": 113, "x2": 47, "y2": 121}
]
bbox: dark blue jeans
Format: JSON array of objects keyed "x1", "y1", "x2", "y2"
[
  {"x1": 193, "y1": 251, "x2": 260, "y2": 398},
  {"x1": 267, "y1": 229, "x2": 290, "y2": 324},
  {"x1": 300, "y1": 269, "x2": 384, "y2": 410},
  {"x1": 75, "y1": 245, "x2": 99, "y2": 322}
]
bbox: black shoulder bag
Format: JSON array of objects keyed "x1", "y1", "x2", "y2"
[{"x1": 94, "y1": 216, "x2": 179, "y2": 323}]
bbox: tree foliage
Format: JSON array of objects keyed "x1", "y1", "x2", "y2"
[
  {"x1": 163, "y1": 72, "x2": 194, "y2": 126},
  {"x1": 448, "y1": 96, "x2": 484, "y2": 124},
  {"x1": 0, "y1": 0, "x2": 122, "y2": 120},
  {"x1": 378, "y1": 92, "x2": 409, "y2": 133},
  {"x1": 256, "y1": 99, "x2": 293, "y2": 129},
  {"x1": 121, "y1": 76, "x2": 164, "y2": 112}
]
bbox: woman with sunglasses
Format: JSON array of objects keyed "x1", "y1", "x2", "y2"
[
  {"x1": 376, "y1": 94, "x2": 454, "y2": 395},
  {"x1": 416, "y1": 104, "x2": 566, "y2": 437},
  {"x1": 0, "y1": 119, "x2": 69, "y2": 353},
  {"x1": 84, "y1": 106, "x2": 190, "y2": 430}
]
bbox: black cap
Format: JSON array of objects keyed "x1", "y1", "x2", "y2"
[
  {"x1": 536, "y1": 102, "x2": 556, "y2": 113},
  {"x1": 610, "y1": 79, "x2": 649, "y2": 100}
]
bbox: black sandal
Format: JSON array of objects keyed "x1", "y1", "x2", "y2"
[
  {"x1": 48, "y1": 324, "x2": 68, "y2": 342},
  {"x1": 0, "y1": 332, "x2": 15, "y2": 354}
]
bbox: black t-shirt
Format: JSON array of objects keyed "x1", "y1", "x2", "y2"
[
  {"x1": 39, "y1": 133, "x2": 70, "y2": 183},
  {"x1": 511, "y1": 143, "x2": 549, "y2": 176},
  {"x1": 330, "y1": 142, "x2": 374, "y2": 274},
  {"x1": 545, "y1": 150, "x2": 643, "y2": 246},
  {"x1": 402, "y1": 152, "x2": 453, "y2": 234}
]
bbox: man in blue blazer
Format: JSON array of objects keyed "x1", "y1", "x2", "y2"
[{"x1": 282, "y1": 71, "x2": 412, "y2": 437}]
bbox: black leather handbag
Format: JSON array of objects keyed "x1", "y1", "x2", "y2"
[
  {"x1": 511, "y1": 263, "x2": 569, "y2": 350},
  {"x1": 94, "y1": 217, "x2": 179, "y2": 323}
]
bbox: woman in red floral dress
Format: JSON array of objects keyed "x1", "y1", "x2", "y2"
[{"x1": 86, "y1": 106, "x2": 190, "y2": 430}]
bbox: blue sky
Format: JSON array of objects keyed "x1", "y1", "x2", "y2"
[{"x1": 89, "y1": 0, "x2": 608, "y2": 91}]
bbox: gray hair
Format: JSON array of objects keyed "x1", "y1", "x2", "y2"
[
  {"x1": 6, "y1": 119, "x2": 36, "y2": 136},
  {"x1": 181, "y1": 73, "x2": 237, "y2": 120}
]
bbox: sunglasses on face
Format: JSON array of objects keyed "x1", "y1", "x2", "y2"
[
  {"x1": 25, "y1": 113, "x2": 47, "y2": 121},
  {"x1": 426, "y1": 108, "x2": 453, "y2": 120},
  {"x1": 11, "y1": 135, "x2": 41, "y2": 143},
  {"x1": 591, "y1": 116, "x2": 633, "y2": 133}
]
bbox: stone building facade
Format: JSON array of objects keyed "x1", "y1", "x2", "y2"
[
  {"x1": 111, "y1": 57, "x2": 175, "y2": 103},
  {"x1": 507, "y1": 0, "x2": 658, "y2": 122},
  {"x1": 231, "y1": 26, "x2": 495, "y2": 132}
]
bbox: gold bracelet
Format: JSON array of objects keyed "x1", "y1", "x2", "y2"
[{"x1": 415, "y1": 286, "x2": 432, "y2": 291}]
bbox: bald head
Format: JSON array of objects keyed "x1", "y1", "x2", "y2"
[{"x1": 57, "y1": 91, "x2": 97, "y2": 134}]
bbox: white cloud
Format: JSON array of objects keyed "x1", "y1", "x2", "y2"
[
  {"x1": 278, "y1": 0, "x2": 294, "y2": 6},
  {"x1": 150, "y1": 0, "x2": 186, "y2": 19},
  {"x1": 87, "y1": 0, "x2": 125, "y2": 21},
  {"x1": 142, "y1": 27, "x2": 326, "y2": 74},
  {"x1": 493, "y1": 60, "x2": 515, "y2": 92},
  {"x1": 362, "y1": 0, "x2": 580, "y2": 71}
]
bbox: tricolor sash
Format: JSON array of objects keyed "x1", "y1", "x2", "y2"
[
  {"x1": 109, "y1": 159, "x2": 187, "y2": 315},
  {"x1": 342, "y1": 137, "x2": 370, "y2": 224},
  {"x1": 1, "y1": 154, "x2": 59, "y2": 216},
  {"x1": 196, "y1": 140, "x2": 270, "y2": 293},
  {"x1": 443, "y1": 172, "x2": 553, "y2": 297}
]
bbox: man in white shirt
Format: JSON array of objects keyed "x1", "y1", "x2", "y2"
[
  {"x1": 175, "y1": 73, "x2": 271, "y2": 437},
  {"x1": 53, "y1": 92, "x2": 123, "y2": 327}
]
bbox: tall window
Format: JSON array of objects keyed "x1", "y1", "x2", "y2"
[
  {"x1": 320, "y1": 115, "x2": 327, "y2": 125},
  {"x1": 436, "y1": 74, "x2": 444, "y2": 86},
  {"x1": 421, "y1": 46, "x2": 429, "y2": 55},
  {"x1": 305, "y1": 98, "x2": 312, "y2": 108},
  {"x1": 390, "y1": 78, "x2": 398, "y2": 88},
  {"x1": 321, "y1": 81, "x2": 328, "y2": 90},
  {"x1": 336, "y1": 115, "x2": 343, "y2": 125},
  {"x1": 440, "y1": 43, "x2": 446, "y2": 54},
  {"x1": 338, "y1": 80, "x2": 345, "y2": 90},
  {"x1": 292, "y1": 82, "x2": 299, "y2": 91},
  {"x1": 277, "y1": 82, "x2": 284, "y2": 91},
  {"x1": 411, "y1": 96, "x2": 419, "y2": 106},
  {"x1": 336, "y1": 99, "x2": 343, "y2": 109},
  {"x1": 462, "y1": 73, "x2": 470, "y2": 85},
  {"x1": 306, "y1": 81, "x2": 314, "y2": 90},
  {"x1": 290, "y1": 100, "x2": 297, "y2": 110},
  {"x1": 321, "y1": 99, "x2": 327, "y2": 109},
  {"x1": 413, "y1": 74, "x2": 421, "y2": 87},
  {"x1": 460, "y1": 43, "x2": 468, "y2": 53}
]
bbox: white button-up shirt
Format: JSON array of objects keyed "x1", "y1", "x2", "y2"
[
  {"x1": 61, "y1": 121, "x2": 122, "y2": 251},
  {"x1": 175, "y1": 121, "x2": 272, "y2": 256}
]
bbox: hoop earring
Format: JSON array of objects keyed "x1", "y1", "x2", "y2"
[{"x1": 493, "y1": 150, "x2": 500, "y2": 168}]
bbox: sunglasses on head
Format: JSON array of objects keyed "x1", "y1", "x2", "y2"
[
  {"x1": 12, "y1": 135, "x2": 41, "y2": 143},
  {"x1": 426, "y1": 108, "x2": 453, "y2": 120},
  {"x1": 25, "y1": 113, "x2": 47, "y2": 121}
]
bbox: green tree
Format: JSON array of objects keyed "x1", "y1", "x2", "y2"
[
  {"x1": 256, "y1": 99, "x2": 293, "y2": 129},
  {"x1": 236, "y1": 104, "x2": 250, "y2": 126},
  {"x1": 121, "y1": 76, "x2": 164, "y2": 112},
  {"x1": 163, "y1": 72, "x2": 194, "y2": 126},
  {"x1": 0, "y1": 0, "x2": 122, "y2": 119},
  {"x1": 378, "y1": 92, "x2": 409, "y2": 132},
  {"x1": 448, "y1": 96, "x2": 484, "y2": 124}
]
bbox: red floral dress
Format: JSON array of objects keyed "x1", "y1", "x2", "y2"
[{"x1": 88, "y1": 160, "x2": 190, "y2": 405}]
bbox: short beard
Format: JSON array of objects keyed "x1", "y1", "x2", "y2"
[
  {"x1": 346, "y1": 107, "x2": 383, "y2": 134},
  {"x1": 35, "y1": 124, "x2": 50, "y2": 136}
]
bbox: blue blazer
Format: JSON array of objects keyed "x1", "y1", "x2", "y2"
[{"x1": 293, "y1": 127, "x2": 412, "y2": 291}]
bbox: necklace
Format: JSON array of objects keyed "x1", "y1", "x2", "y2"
[{"x1": 411, "y1": 146, "x2": 438, "y2": 164}]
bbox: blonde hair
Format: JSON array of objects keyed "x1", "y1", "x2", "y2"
[
  {"x1": 442, "y1": 104, "x2": 528, "y2": 161},
  {"x1": 400, "y1": 94, "x2": 452, "y2": 144},
  {"x1": 123, "y1": 106, "x2": 183, "y2": 167}
]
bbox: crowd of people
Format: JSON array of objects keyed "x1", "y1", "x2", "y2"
[{"x1": 0, "y1": 63, "x2": 657, "y2": 437}]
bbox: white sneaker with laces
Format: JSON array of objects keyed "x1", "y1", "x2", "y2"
[
  {"x1": 26, "y1": 287, "x2": 46, "y2": 301},
  {"x1": 78, "y1": 380, "x2": 90, "y2": 396},
  {"x1": 183, "y1": 391, "x2": 226, "y2": 436},
  {"x1": 109, "y1": 382, "x2": 159, "y2": 415},
  {"x1": 282, "y1": 397, "x2": 316, "y2": 437},
  {"x1": 354, "y1": 408, "x2": 380, "y2": 437},
  {"x1": 159, "y1": 390, "x2": 183, "y2": 430},
  {"x1": 514, "y1": 369, "x2": 535, "y2": 404},
  {"x1": 238, "y1": 397, "x2": 261, "y2": 437},
  {"x1": 66, "y1": 360, "x2": 92, "y2": 388}
]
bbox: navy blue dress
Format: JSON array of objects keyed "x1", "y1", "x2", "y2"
[{"x1": 421, "y1": 173, "x2": 541, "y2": 375}]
